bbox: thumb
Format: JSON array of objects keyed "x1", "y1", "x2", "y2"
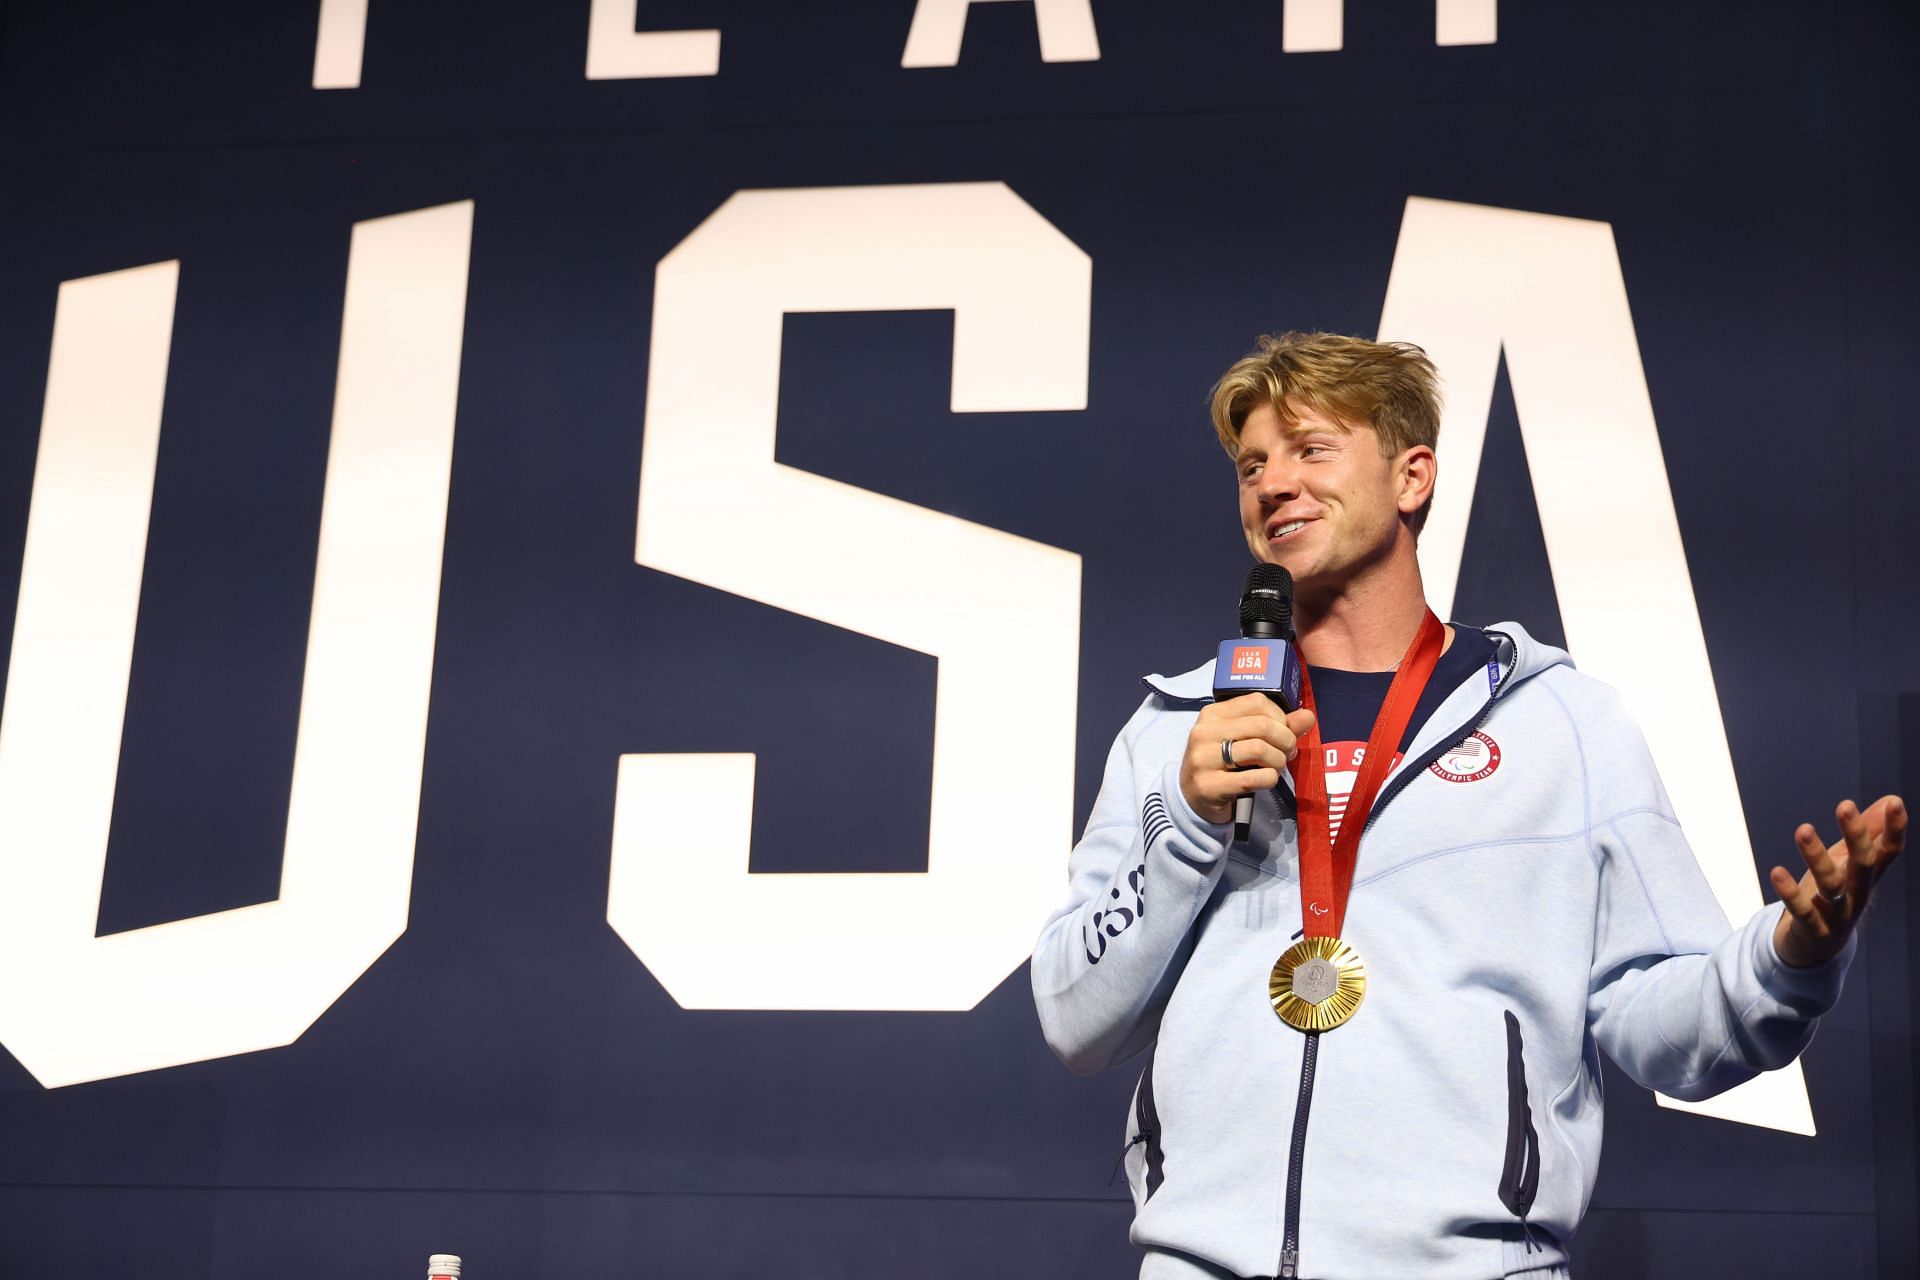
[{"x1": 1287, "y1": 707, "x2": 1317, "y2": 736}]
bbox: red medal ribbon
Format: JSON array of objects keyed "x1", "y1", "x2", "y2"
[{"x1": 1290, "y1": 610, "x2": 1446, "y2": 939}]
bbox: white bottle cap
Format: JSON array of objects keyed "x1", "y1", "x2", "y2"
[{"x1": 428, "y1": 1255, "x2": 462, "y2": 1278}]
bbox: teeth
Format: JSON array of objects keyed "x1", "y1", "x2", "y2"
[{"x1": 1272, "y1": 520, "x2": 1307, "y2": 537}]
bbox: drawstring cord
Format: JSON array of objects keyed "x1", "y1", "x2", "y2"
[{"x1": 1108, "y1": 1133, "x2": 1149, "y2": 1186}]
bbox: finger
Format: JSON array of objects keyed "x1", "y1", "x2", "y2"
[
  {"x1": 1842, "y1": 796, "x2": 1909, "y2": 915},
  {"x1": 1209, "y1": 766, "x2": 1282, "y2": 799},
  {"x1": 1771, "y1": 863, "x2": 1813, "y2": 919},
  {"x1": 1193, "y1": 697, "x2": 1255, "y2": 729},
  {"x1": 1217, "y1": 692, "x2": 1290, "y2": 717},
  {"x1": 1869, "y1": 794, "x2": 1907, "y2": 867},
  {"x1": 1218, "y1": 737, "x2": 1292, "y2": 773},
  {"x1": 1797, "y1": 821, "x2": 1846, "y2": 901},
  {"x1": 1194, "y1": 727, "x2": 1294, "y2": 779},
  {"x1": 1196, "y1": 701, "x2": 1287, "y2": 733},
  {"x1": 1206, "y1": 699, "x2": 1312, "y2": 746},
  {"x1": 1837, "y1": 799, "x2": 1873, "y2": 870},
  {"x1": 1834, "y1": 799, "x2": 1883, "y2": 906},
  {"x1": 1770, "y1": 863, "x2": 1828, "y2": 936},
  {"x1": 1212, "y1": 714, "x2": 1305, "y2": 758}
]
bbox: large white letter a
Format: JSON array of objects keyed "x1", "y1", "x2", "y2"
[
  {"x1": 1378, "y1": 195, "x2": 1814, "y2": 1136},
  {"x1": 902, "y1": 0, "x2": 1100, "y2": 66}
]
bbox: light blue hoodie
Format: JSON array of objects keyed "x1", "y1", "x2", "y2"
[{"x1": 1031, "y1": 622, "x2": 1852, "y2": 1279}]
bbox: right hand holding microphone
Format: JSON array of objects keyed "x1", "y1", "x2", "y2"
[{"x1": 1180, "y1": 694, "x2": 1317, "y2": 825}]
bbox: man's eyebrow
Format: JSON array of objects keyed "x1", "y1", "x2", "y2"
[{"x1": 1282, "y1": 419, "x2": 1348, "y2": 438}]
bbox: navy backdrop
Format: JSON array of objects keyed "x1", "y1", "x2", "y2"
[{"x1": 0, "y1": 1, "x2": 1916, "y2": 1276}]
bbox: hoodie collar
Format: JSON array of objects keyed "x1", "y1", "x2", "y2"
[{"x1": 1140, "y1": 620, "x2": 1571, "y2": 708}]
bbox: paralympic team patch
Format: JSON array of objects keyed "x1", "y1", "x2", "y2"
[{"x1": 1428, "y1": 731, "x2": 1501, "y2": 783}]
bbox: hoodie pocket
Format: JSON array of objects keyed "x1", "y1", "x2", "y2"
[{"x1": 1499, "y1": 1010, "x2": 1540, "y2": 1221}]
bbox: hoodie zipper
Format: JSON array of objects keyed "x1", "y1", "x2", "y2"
[
  {"x1": 1499, "y1": 1010, "x2": 1542, "y2": 1240},
  {"x1": 1277, "y1": 1031, "x2": 1319, "y2": 1278},
  {"x1": 1276, "y1": 634, "x2": 1514, "y2": 1277}
]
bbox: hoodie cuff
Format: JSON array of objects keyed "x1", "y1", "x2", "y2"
[
  {"x1": 1750, "y1": 900, "x2": 1855, "y2": 1015},
  {"x1": 1160, "y1": 760, "x2": 1234, "y2": 867}
]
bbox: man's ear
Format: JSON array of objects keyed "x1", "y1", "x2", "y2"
[{"x1": 1397, "y1": 445, "x2": 1437, "y2": 516}]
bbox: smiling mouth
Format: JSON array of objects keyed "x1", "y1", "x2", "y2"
[{"x1": 1267, "y1": 519, "x2": 1312, "y2": 541}]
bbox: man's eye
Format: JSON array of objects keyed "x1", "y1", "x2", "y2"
[
  {"x1": 1241, "y1": 463, "x2": 1262, "y2": 479},
  {"x1": 1298, "y1": 446, "x2": 1323, "y2": 458}
]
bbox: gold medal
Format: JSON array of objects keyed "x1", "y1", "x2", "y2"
[
  {"x1": 1274, "y1": 613, "x2": 1439, "y2": 1035},
  {"x1": 1269, "y1": 936, "x2": 1367, "y2": 1032}
]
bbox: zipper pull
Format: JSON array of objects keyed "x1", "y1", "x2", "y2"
[
  {"x1": 1279, "y1": 1246, "x2": 1298, "y2": 1278},
  {"x1": 1107, "y1": 1133, "x2": 1148, "y2": 1187}
]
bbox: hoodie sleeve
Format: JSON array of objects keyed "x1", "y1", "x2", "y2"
[
  {"x1": 1030, "y1": 696, "x2": 1236, "y2": 1075},
  {"x1": 1578, "y1": 688, "x2": 1854, "y2": 1100}
]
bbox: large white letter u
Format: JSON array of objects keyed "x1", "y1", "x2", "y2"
[{"x1": 0, "y1": 201, "x2": 472, "y2": 1088}]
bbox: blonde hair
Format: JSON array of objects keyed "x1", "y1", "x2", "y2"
[{"x1": 1208, "y1": 332, "x2": 1442, "y2": 534}]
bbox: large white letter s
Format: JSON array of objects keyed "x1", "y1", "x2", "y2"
[{"x1": 613, "y1": 183, "x2": 1090, "y2": 1010}]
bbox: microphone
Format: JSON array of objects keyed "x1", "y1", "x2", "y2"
[{"x1": 1213, "y1": 564, "x2": 1303, "y2": 843}]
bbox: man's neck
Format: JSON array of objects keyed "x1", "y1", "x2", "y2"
[{"x1": 1293, "y1": 558, "x2": 1439, "y2": 673}]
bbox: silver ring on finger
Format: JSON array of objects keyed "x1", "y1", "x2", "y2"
[
  {"x1": 1220, "y1": 738, "x2": 1237, "y2": 769},
  {"x1": 1822, "y1": 883, "x2": 1847, "y2": 905}
]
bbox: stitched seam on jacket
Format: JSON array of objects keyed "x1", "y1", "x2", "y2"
[
  {"x1": 1585, "y1": 807, "x2": 1689, "y2": 1030},
  {"x1": 1544, "y1": 1056, "x2": 1591, "y2": 1217},
  {"x1": 1344, "y1": 810, "x2": 1671, "y2": 892},
  {"x1": 1350, "y1": 831, "x2": 1588, "y2": 890},
  {"x1": 1540, "y1": 680, "x2": 1593, "y2": 841},
  {"x1": 1597, "y1": 809, "x2": 1734, "y2": 1074},
  {"x1": 1601, "y1": 813, "x2": 1677, "y2": 956},
  {"x1": 1226, "y1": 850, "x2": 1290, "y2": 881},
  {"x1": 1600, "y1": 805, "x2": 1681, "y2": 829},
  {"x1": 1687, "y1": 986, "x2": 1776, "y2": 1087},
  {"x1": 1609, "y1": 957, "x2": 1686, "y2": 1060}
]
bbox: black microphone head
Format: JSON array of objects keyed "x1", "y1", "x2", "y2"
[{"x1": 1239, "y1": 563, "x2": 1294, "y2": 638}]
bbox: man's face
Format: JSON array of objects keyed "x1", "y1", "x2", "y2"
[{"x1": 1235, "y1": 400, "x2": 1418, "y2": 600}]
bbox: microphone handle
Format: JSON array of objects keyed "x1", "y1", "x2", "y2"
[
  {"x1": 1229, "y1": 688, "x2": 1292, "y2": 844},
  {"x1": 1217, "y1": 623, "x2": 1296, "y2": 847}
]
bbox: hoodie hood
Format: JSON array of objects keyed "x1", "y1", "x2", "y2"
[{"x1": 1139, "y1": 619, "x2": 1573, "y2": 707}]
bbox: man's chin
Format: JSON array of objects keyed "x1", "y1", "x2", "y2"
[{"x1": 1256, "y1": 546, "x2": 1310, "y2": 576}]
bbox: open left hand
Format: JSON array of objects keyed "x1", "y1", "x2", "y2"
[{"x1": 1770, "y1": 795, "x2": 1907, "y2": 968}]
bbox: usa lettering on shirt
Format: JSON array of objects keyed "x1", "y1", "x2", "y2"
[{"x1": 1320, "y1": 740, "x2": 1405, "y2": 843}]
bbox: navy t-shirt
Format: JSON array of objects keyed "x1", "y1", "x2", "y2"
[{"x1": 1306, "y1": 624, "x2": 1495, "y2": 840}]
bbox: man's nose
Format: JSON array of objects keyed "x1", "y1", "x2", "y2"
[{"x1": 1257, "y1": 459, "x2": 1299, "y2": 503}]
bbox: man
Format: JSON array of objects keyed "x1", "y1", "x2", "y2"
[{"x1": 1030, "y1": 332, "x2": 1905, "y2": 1279}]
